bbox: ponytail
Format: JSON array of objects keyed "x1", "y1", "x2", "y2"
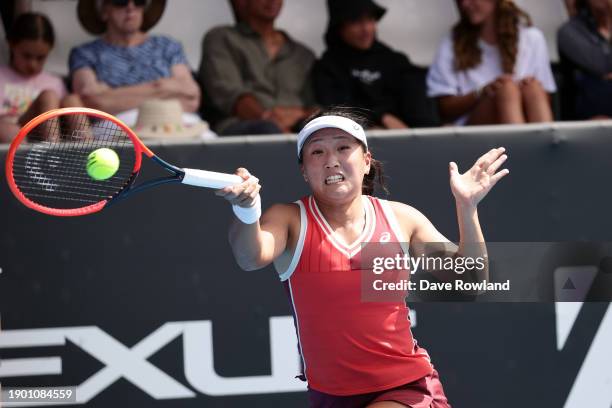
[{"x1": 363, "y1": 156, "x2": 388, "y2": 196}]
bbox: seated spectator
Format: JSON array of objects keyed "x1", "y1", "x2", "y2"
[
  {"x1": 313, "y1": 0, "x2": 438, "y2": 129},
  {"x1": 0, "y1": 12, "x2": 82, "y2": 143},
  {"x1": 70, "y1": 0, "x2": 200, "y2": 120},
  {"x1": 198, "y1": 0, "x2": 317, "y2": 135},
  {"x1": 558, "y1": 0, "x2": 612, "y2": 119},
  {"x1": 427, "y1": 0, "x2": 556, "y2": 125}
]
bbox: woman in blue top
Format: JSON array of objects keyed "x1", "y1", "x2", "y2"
[{"x1": 69, "y1": 0, "x2": 200, "y2": 116}]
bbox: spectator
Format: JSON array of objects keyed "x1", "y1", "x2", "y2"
[
  {"x1": 427, "y1": 0, "x2": 556, "y2": 125},
  {"x1": 313, "y1": 0, "x2": 438, "y2": 129},
  {"x1": 70, "y1": 0, "x2": 200, "y2": 119},
  {"x1": 198, "y1": 0, "x2": 317, "y2": 135},
  {"x1": 0, "y1": 12, "x2": 82, "y2": 143},
  {"x1": 558, "y1": 0, "x2": 612, "y2": 119}
]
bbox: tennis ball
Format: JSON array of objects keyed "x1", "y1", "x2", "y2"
[{"x1": 86, "y1": 148, "x2": 120, "y2": 181}]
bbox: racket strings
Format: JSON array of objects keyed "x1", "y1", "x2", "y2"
[{"x1": 11, "y1": 114, "x2": 136, "y2": 209}]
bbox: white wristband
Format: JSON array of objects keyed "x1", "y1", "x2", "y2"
[{"x1": 232, "y1": 195, "x2": 261, "y2": 224}]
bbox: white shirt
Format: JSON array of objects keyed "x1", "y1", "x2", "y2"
[{"x1": 427, "y1": 26, "x2": 557, "y2": 125}]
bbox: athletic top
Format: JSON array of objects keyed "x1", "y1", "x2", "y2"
[{"x1": 276, "y1": 195, "x2": 433, "y2": 396}]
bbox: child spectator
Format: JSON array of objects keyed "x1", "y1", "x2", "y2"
[{"x1": 0, "y1": 12, "x2": 81, "y2": 143}]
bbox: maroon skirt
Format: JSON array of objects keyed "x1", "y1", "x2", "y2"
[{"x1": 307, "y1": 368, "x2": 451, "y2": 408}]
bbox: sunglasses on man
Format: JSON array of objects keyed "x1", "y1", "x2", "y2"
[{"x1": 107, "y1": 0, "x2": 149, "y2": 7}]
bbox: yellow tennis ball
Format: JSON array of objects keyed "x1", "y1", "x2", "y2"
[{"x1": 86, "y1": 148, "x2": 120, "y2": 181}]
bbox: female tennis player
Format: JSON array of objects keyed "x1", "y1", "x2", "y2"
[{"x1": 216, "y1": 109, "x2": 509, "y2": 407}]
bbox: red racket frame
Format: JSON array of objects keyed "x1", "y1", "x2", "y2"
[{"x1": 5, "y1": 108, "x2": 150, "y2": 216}]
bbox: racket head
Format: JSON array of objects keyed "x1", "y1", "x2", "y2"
[{"x1": 5, "y1": 108, "x2": 151, "y2": 216}]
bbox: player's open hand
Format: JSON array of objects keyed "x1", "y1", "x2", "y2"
[
  {"x1": 215, "y1": 168, "x2": 261, "y2": 208},
  {"x1": 449, "y1": 147, "x2": 509, "y2": 208}
]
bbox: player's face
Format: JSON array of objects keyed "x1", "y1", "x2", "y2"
[
  {"x1": 246, "y1": 0, "x2": 283, "y2": 22},
  {"x1": 339, "y1": 15, "x2": 377, "y2": 51},
  {"x1": 301, "y1": 128, "x2": 371, "y2": 201},
  {"x1": 458, "y1": 0, "x2": 497, "y2": 25},
  {"x1": 102, "y1": 0, "x2": 145, "y2": 35},
  {"x1": 10, "y1": 39, "x2": 51, "y2": 77}
]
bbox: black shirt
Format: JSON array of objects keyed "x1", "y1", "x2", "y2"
[{"x1": 313, "y1": 39, "x2": 438, "y2": 128}]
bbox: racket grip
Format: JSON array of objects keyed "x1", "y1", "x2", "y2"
[{"x1": 181, "y1": 168, "x2": 243, "y2": 189}]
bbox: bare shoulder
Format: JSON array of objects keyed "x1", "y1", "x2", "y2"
[
  {"x1": 263, "y1": 202, "x2": 300, "y2": 219},
  {"x1": 261, "y1": 202, "x2": 301, "y2": 232},
  {"x1": 387, "y1": 200, "x2": 429, "y2": 223},
  {"x1": 387, "y1": 200, "x2": 449, "y2": 244},
  {"x1": 386, "y1": 200, "x2": 436, "y2": 238},
  {"x1": 261, "y1": 202, "x2": 302, "y2": 251}
]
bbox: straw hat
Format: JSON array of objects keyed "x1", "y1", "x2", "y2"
[
  {"x1": 77, "y1": 0, "x2": 166, "y2": 35},
  {"x1": 134, "y1": 99, "x2": 208, "y2": 140}
]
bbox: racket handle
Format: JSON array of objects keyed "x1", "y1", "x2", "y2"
[{"x1": 181, "y1": 168, "x2": 243, "y2": 189}]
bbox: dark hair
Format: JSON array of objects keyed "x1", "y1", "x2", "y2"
[
  {"x1": 452, "y1": 0, "x2": 531, "y2": 73},
  {"x1": 229, "y1": 0, "x2": 246, "y2": 23},
  {"x1": 7, "y1": 12, "x2": 55, "y2": 47},
  {"x1": 575, "y1": 0, "x2": 592, "y2": 13},
  {"x1": 299, "y1": 107, "x2": 389, "y2": 197},
  {"x1": 575, "y1": 0, "x2": 605, "y2": 20}
]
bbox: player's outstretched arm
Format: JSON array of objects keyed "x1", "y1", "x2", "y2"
[
  {"x1": 216, "y1": 168, "x2": 293, "y2": 271},
  {"x1": 449, "y1": 147, "x2": 509, "y2": 251},
  {"x1": 391, "y1": 147, "x2": 509, "y2": 283},
  {"x1": 449, "y1": 146, "x2": 509, "y2": 281}
]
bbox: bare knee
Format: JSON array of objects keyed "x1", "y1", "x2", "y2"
[
  {"x1": 520, "y1": 78, "x2": 553, "y2": 122},
  {"x1": 60, "y1": 93, "x2": 84, "y2": 108},
  {"x1": 35, "y1": 90, "x2": 61, "y2": 110},
  {"x1": 494, "y1": 77, "x2": 522, "y2": 105},
  {"x1": 520, "y1": 78, "x2": 548, "y2": 103},
  {"x1": 490, "y1": 78, "x2": 524, "y2": 123}
]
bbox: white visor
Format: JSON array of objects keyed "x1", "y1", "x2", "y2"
[{"x1": 297, "y1": 115, "x2": 367, "y2": 158}]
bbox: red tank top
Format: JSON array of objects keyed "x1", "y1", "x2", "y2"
[{"x1": 279, "y1": 195, "x2": 433, "y2": 396}]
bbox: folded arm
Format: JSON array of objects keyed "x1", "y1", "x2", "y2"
[{"x1": 72, "y1": 64, "x2": 201, "y2": 114}]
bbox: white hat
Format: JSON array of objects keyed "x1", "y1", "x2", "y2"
[
  {"x1": 134, "y1": 99, "x2": 208, "y2": 139},
  {"x1": 297, "y1": 115, "x2": 367, "y2": 158}
]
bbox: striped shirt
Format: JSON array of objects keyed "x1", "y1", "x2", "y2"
[{"x1": 69, "y1": 35, "x2": 188, "y2": 87}]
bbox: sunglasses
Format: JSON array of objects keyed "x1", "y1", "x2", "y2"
[{"x1": 108, "y1": 0, "x2": 148, "y2": 7}]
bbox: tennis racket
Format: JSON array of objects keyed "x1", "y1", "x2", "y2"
[{"x1": 4, "y1": 107, "x2": 243, "y2": 216}]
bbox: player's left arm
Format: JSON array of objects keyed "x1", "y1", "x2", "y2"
[
  {"x1": 392, "y1": 147, "x2": 509, "y2": 283},
  {"x1": 447, "y1": 147, "x2": 509, "y2": 278},
  {"x1": 389, "y1": 201, "x2": 458, "y2": 281}
]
